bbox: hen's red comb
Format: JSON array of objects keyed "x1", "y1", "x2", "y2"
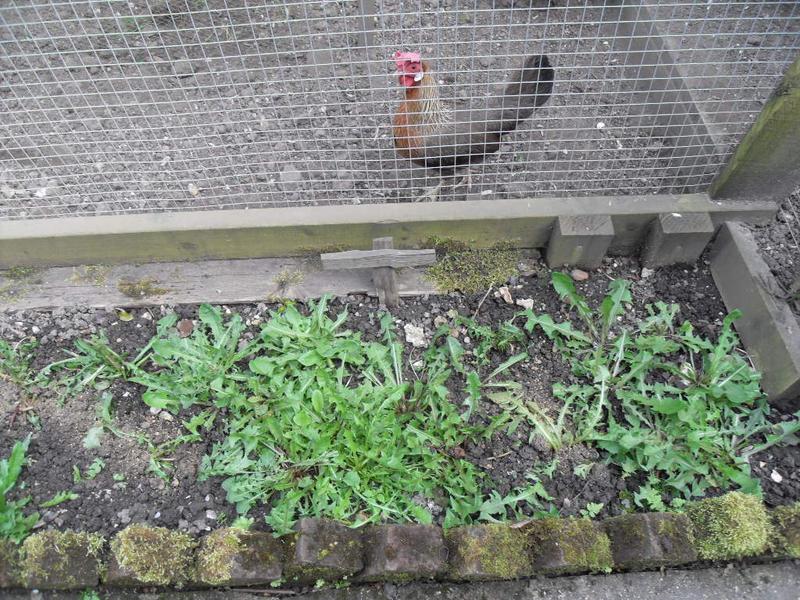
[{"x1": 393, "y1": 51, "x2": 421, "y2": 68}]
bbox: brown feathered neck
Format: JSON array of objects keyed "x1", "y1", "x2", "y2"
[{"x1": 402, "y1": 61, "x2": 452, "y2": 129}]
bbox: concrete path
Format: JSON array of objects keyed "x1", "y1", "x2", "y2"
[{"x1": 8, "y1": 561, "x2": 800, "y2": 600}]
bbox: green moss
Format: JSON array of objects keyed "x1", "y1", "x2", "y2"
[
  {"x1": 69, "y1": 265, "x2": 111, "y2": 286},
  {"x1": 528, "y1": 518, "x2": 613, "y2": 574},
  {"x1": 686, "y1": 492, "x2": 771, "y2": 560},
  {"x1": 769, "y1": 502, "x2": 800, "y2": 558},
  {"x1": 117, "y1": 278, "x2": 167, "y2": 298},
  {"x1": 20, "y1": 531, "x2": 104, "y2": 587},
  {"x1": 273, "y1": 269, "x2": 304, "y2": 291},
  {"x1": 3, "y1": 266, "x2": 39, "y2": 280},
  {"x1": 111, "y1": 524, "x2": 196, "y2": 586},
  {"x1": 424, "y1": 238, "x2": 521, "y2": 293},
  {"x1": 447, "y1": 524, "x2": 530, "y2": 580},
  {"x1": 196, "y1": 528, "x2": 243, "y2": 585}
]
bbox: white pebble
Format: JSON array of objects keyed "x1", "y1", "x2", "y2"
[
  {"x1": 770, "y1": 469, "x2": 783, "y2": 483},
  {"x1": 596, "y1": 122, "x2": 606, "y2": 130}
]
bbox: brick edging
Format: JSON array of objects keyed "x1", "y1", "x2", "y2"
[{"x1": 0, "y1": 493, "x2": 797, "y2": 591}]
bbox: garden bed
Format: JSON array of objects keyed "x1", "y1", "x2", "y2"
[{"x1": 1, "y1": 255, "x2": 798, "y2": 542}]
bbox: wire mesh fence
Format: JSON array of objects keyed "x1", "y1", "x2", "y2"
[{"x1": 1, "y1": 0, "x2": 799, "y2": 220}]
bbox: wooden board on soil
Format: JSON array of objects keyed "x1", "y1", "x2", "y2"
[{"x1": 0, "y1": 257, "x2": 439, "y2": 310}]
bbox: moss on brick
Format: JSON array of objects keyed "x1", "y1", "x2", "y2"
[
  {"x1": 686, "y1": 492, "x2": 771, "y2": 560},
  {"x1": 0, "y1": 539, "x2": 20, "y2": 587},
  {"x1": 527, "y1": 518, "x2": 613, "y2": 574},
  {"x1": 446, "y1": 524, "x2": 531, "y2": 580},
  {"x1": 769, "y1": 502, "x2": 800, "y2": 558},
  {"x1": 20, "y1": 531, "x2": 104, "y2": 589},
  {"x1": 110, "y1": 524, "x2": 196, "y2": 586},
  {"x1": 196, "y1": 528, "x2": 243, "y2": 586}
]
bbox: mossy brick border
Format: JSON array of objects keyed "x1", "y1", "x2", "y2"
[
  {"x1": 1, "y1": 494, "x2": 797, "y2": 591},
  {"x1": 0, "y1": 194, "x2": 775, "y2": 268},
  {"x1": 710, "y1": 222, "x2": 800, "y2": 406},
  {"x1": 20, "y1": 531, "x2": 104, "y2": 590}
]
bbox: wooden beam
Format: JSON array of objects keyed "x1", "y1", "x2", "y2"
[
  {"x1": 0, "y1": 194, "x2": 776, "y2": 268},
  {"x1": 710, "y1": 56, "x2": 800, "y2": 203},
  {"x1": 320, "y1": 248, "x2": 436, "y2": 270}
]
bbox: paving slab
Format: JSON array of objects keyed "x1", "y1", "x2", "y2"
[{"x1": 4, "y1": 561, "x2": 799, "y2": 600}]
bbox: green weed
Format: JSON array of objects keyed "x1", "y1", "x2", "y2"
[
  {"x1": 0, "y1": 437, "x2": 39, "y2": 543},
  {"x1": 523, "y1": 272, "x2": 800, "y2": 506}
]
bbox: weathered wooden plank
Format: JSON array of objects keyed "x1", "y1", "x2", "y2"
[
  {"x1": 321, "y1": 248, "x2": 436, "y2": 270},
  {"x1": 710, "y1": 223, "x2": 800, "y2": 406},
  {"x1": 710, "y1": 56, "x2": 800, "y2": 203},
  {"x1": 0, "y1": 194, "x2": 776, "y2": 268},
  {"x1": 0, "y1": 257, "x2": 439, "y2": 311}
]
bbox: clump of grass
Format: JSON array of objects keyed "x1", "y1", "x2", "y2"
[
  {"x1": 769, "y1": 503, "x2": 800, "y2": 558},
  {"x1": 425, "y1": 239, "x2": 520, "y2": 293}
]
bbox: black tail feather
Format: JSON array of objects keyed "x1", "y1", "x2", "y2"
[{"x1": 494, "y1": 54, "x2": 554, "y2": 133}]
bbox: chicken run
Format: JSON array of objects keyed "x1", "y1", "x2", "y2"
[{"x1": 0, "y1": 0, "x2": 799, "y2": 581}]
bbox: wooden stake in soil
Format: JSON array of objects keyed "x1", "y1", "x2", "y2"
[{"x1": 320, "y1": 237, "x2": 436, "y2": 308}]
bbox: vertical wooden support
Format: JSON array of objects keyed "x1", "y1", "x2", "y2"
[
  {"x1": 546, "y1": 215, "x2": 615, "y2": 269},
  {"x1": 710, "y1": 57, "x2": 800, "y2": 203},
  {"x1": 372, "y1": 237, "x2": 399, "y2": 309},
  {"x1": 641, "y1": 213, "x2": 715, "y2": 267}
]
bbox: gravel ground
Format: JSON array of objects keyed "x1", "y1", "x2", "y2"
[
  {"x1": 1, "y1": 1, "x2": 798, "y2": 218},
  {"x1": 2, "y1": 257, "x2": 798, "y2": 538}
]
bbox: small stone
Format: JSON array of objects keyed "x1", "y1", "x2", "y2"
[
  {"x1": 404, "y1": 323, "x2": 426, "y2": 348},
  {"x1": 177, "y1": 319, "x2": 194, "y2": 338},
  {"x1": 570, "y1": 269, "x2": 589, "y2": 282},
  {"x1": 34, "y1": 187, "x2": 47, "y2": 198},
  {"x1": 159, "y1": 411, "x2": 174, "y2": 422},
  {"x1": 149, "y1": 406, "x2": 161, "y2": 416},
  {"x1": 497, "y1": 286, "x2": 513, "y2": 305},
  {"x1": 641, "y1": 267, "x2": 655, "y2": 279},
  {"x1": 596, "y1": 122, "x2": 606, "y2": 130},
  {"x1": 188, "y1": 183, "x2": 200, "y2": 197},
  {"x1": 433, "y1": 315, "x2": 448, "y2": 328},
  {"x1": 515, "y1": 298, "x2": 534, "y2": 310},
  {"x1": 771, "y1": 469, "x2": 784, "y2": 483}
]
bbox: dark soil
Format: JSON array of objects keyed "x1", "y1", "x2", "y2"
[
  {"x1": 748, "y1": 187, "x2": 800, "y2": 316},
  {"x1": 2, "y1": 256, "x2": 798, "y2": 538}
]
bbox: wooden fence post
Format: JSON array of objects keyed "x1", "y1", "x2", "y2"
[{"x1": 709, "y1": 57, "x2": 800, "y2": 203}]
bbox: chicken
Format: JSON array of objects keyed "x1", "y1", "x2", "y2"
[{"x1": 392, "y1": 51, "x2": 554, "y2": 200}]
